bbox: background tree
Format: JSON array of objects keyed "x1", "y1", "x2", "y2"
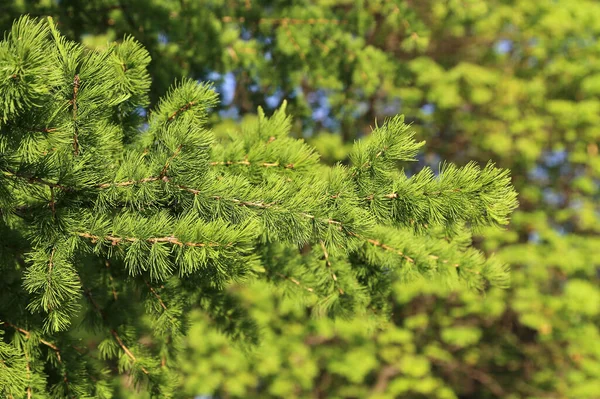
[{"x1": 1, "y1": 0, "x2": 599, "y2": 398}]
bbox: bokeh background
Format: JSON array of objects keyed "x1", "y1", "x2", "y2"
[{"x1": 2, "y1": 1, "x2": 599, "y2": 398}]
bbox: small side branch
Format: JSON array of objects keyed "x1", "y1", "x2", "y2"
[
  {"x1": 76, "y1": 232, "x2": 228, "y2": 248},
  {"x1": 209, "y1": 159, "x2": 295, "y2": 169},
  {"x1": 3, "y1": 321, "x2": 72, "y2": 395},
  {"x1": 356, "y1": 233, "x2": 480, "y2": 275},
  {"x1": 167, "y1": 101, "x2": 195, "y2": 121},
  {"x1": 275, "y1": 272, "x2": 315, "y2": 293},
  {"x1": 3, "y1": 167, "x2": 70, "y2": 191},
  {"x1": 356, "y1": 234, "x2": 414, "y2": 264},
  {"x1": 81, "y1": 285, "x2": 149, "y2": 375},
  {"x1": 143, "y1": 279, "x2": 167, "y2": 311},
  {"x1": 160, "y1": 145, "x2": 182, "y2": 177},
  {"x1": 71, "y1": 75, "x2": 80, "y2": 156},
  {"x1": 3, "y1": 322, "x2": 62, "y2": 360},
  {"x1": 319, "y1": 241, "x2": 344, "y2": 295}
]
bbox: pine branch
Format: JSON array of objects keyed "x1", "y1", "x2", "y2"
[
  {"x1": 319, "y1": 241, "x2": 344, "y2": 295},
  {"x1": 351, "y1": 233, "x2": 415, "y2": 264},
  {"x1": 71, "y1": 74, "x2": 80, "y2": 156},
  {"x1": 8, "y1": 123, "x2": 57, "y2": 133},
  {"x1": 160, "y1": 145, "x2": 182, "y2": 177},
  {"x1": 2, "y1": 167, "x2": 71, "y2": 191},
  {"x1": 81, "y1": 285, "x2": 150, "y2": 375},
  {"x1": 3, "y1": 322, "x2": 62, "y2": 358},
  {"x1": 144, "y1": 279, "x2": 167, "y2": 311},
  {"x1": 4, "y1": 321, "x2": 73, "y2": 396},
  {"x1": 76, "y1": 232, "x2": 229, "y2": 248},
  {"x1": 167, "y1": 101, "x2": 195, "y2": 121},
  {"x1": 209, "y1": 159, "x2": 295, "y2": 169},
  {"x1": 275, "y1": 272, "x2": 315, "y2": 293}
]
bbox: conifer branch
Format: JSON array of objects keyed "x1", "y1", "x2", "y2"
[
  {"x1": 275, "y1": 272, "x2": 315, "y2": 293},
  {"x1": 160, "y1": 145, "x2": 182, "y2": 177},
  {"x1": 3, "y1": 322, "x2": 62, "y2": 358},
  {"x1": 71, "y1": 74, "x2": 80, "y2": 156},
  {"x1": 24, "y1": 350, "x2": 32, "y2": 399},
  {"x1": 364, "y1": 188, "x2": 463, "y2": 202},
  {"x1": 302, "y1": 213, "x2": 344, "y2": 227},
  {"x1": 352, "y1": 233, "x2": 414, "y2": 264},
  {"x1": 319, "y1": 241, "x2": 344, "y2": 295},
  {"x1": 209, "y1": 159, "x2": 295, "y2": 169},
  {"x1": 4, "y1": 321, "x2": 73, "y2": 396},
  {"x1": 0, "y1": 18, "x2": 518, "y2": 395},
  {"x1": 144, "y1": 279, "x2": 167, "y2": 311},
  {"x1": 97, "y1": 176, "x2": 162, "y2": 188},
  {"x1": 167, "y1": 101, "x2": 196, "y2": 121},
  {"x1": 76, "y1": 232, "x2": 228, "y2": 248},
  {"x1": 213, "y1": 196, "x2": 277, "y2": 209},
  {"x1": 354, "y1": 233, "x2": 481, "y2": 275},
  {"x1": 9, "y1": 123, "x2": 57, "y2": 133},
  {"x1": 81, "y1": 285, "x2": 150, "y2": 375},
  {"x1": 2, "y1": 167, "x2": 71, "y2": 191}
]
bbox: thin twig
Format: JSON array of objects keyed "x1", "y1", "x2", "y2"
[
  {"x1": 319, "y1": 241, "x2": 344, "y2": 295},
  {"x1": 2, "y1": 167, "x2": 70, "y2": 191},
  {"x1": 81, "y1": 285, "x2": 149, "y2": 375},
  {"x1": 209, "y1": 159, "x2": 294, "y2": 169},
  {"x1": 143, "y1": 280, "x2": 168, "y2": 311},
  {"x1": 275, "y1": 272, "x2": 314, "y2": 293},
  {"x1": 167, "y1": 101, "x2": 195, "y2": 121},
  {"x1": 76, "y1": 232, "x2": 228, "y2": 248},
  {"x1": 3, "y1": 321, "x2": 71, "y2": 393},
  {"x1": 160, "y1": 145, "x2": 182, "y2": 177}
]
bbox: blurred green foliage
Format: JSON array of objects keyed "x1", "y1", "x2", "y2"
[{"x1": 2, "y1": 0, "x2": 599, "y2": 397}]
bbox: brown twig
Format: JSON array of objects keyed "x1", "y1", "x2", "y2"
[
  {"x1": 76, "y1": 232, "x2": 228, "y2": 248},
  {"x1": 3, "y1": 321, "x2": 71, "y2": 394},
  {"x1": 10, "y1": 124, "x2": 57, "y2": 133},
  {"x1": 364, "y1": 188, "x2": 463, "y2": 201},
  {"x1": 353, "y1": 233, "x2": 414, "y2": 263},
  {"x1": 319, "y1": 241, "x2": 344, "y2": 295},
  {"x1": 2, "y1": 167, "x2": 71, "y2": 191},
  {"x1": 209, "y1": 159, "x2": 295, "y2": 169},
  {"x1": 48, "y1": 247, "x2": 56, "y2": 275},
  {"x1": 275, "y1": 272, "x2": 314, "y2": 293},
  {"x1": 81, "y1": 285, "x2": 149, "y2": 375},
  {"x1": 144, "y1": 280, "x2": 168, "y2": 311},
  {"x1": 160, "y1": 145, "x2": 182, "y2": 177},
  {"x1": 24, "y1": 351, "x2": 32, "y2": 399},
  {"x1": 98, "y1": 176, "x2": 161, "y2": 188},
  {"x1": 167, "y1": 101, "x2": 195, "y2": 121},
  {"x1": 354, "y1": 233, "x2": 480, "y2": 274}
]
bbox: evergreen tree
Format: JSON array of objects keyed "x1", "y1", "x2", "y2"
[{"x1": 0, "y1": 17, "x2": 517, "y2": 397}]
